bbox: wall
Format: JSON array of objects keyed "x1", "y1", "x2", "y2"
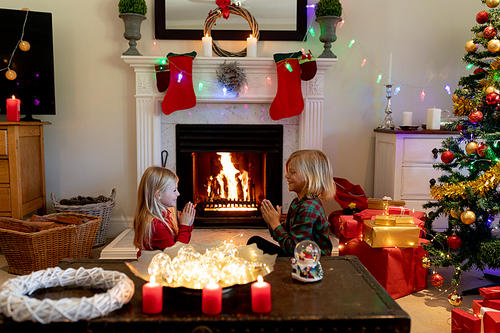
[{"x1": 0, "y1": 0, "x2": 481, "y2": 236}]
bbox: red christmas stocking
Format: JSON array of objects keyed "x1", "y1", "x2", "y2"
[
  {"x1": 161, "y1": 51, "x2": 197, "y2": 115},
  {"x1": 269, "y1": 52, "x2": 304, "y2": 121}
]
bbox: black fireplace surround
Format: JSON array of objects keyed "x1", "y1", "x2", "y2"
[{"x1": 176, "y1": 124, "x2": 283, "y2": 228}]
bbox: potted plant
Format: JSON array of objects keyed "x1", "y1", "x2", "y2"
[
  {"x1": 118, "y1": 0, "x2": 148, "y2": 56},
  {"x1": 314, "y1": 0, "x2": 343, "y2": 58}
]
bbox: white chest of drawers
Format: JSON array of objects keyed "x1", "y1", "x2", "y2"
[{"x1": 374, "y1": 129, "x2": 459, "y2": 230}]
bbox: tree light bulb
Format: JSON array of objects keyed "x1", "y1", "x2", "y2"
[
  {"x1": 466, "y1": 63, "x2": 474, "y2": 70},
  {"x1": 361, "y1": 58, "x2": 367, "y2": 67},
  {"x1": 223, "y1": 87, "x2": 227, "y2": 95},
  {"x1": 377, "y1": 74, "x2": 382, "y2": 84},
  {"x1": 445, "y1": 84, "x2": 451, "y2": 94},
  {"x1": 348, "y1": 39, "x2": 355, "y2": 48}
]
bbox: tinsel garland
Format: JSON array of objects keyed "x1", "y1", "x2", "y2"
[
  {"x1": 216, "y1": 61, "x2": 247, "y2": 97},
  {"x1": 452, "y1": 98, "x2": 476, "y2": 117},
  {"x1": 430, "y1": 161, "x2": 500, "y2": 199},
  {"x1": 491, "y1": 57, "x2": 500, "y2": 71}
]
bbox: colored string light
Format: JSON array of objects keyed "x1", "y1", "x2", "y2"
[
  {"x1": 244, "y1": 85, "x2": 248, "y2": 94},
  {"x1": 308, "y1": 27, "x2": 315, "y2": 37},
  {"x1": 394, "y1": 85, "x2": 401, "y2": 95},
  {"x1": 198, "y1": 82, "x2": 203, "y2": 91},
  {"x1": 153, "y1": 40, "x2": 157, "y2": 50},
  {"x1": 285, "y1": 63, "x2": 293, "y2": 72},
  {"x1": 348, "y1": 39, "x2": 355, "y2": 48},
  {"x1": 421, "y1": 89, "x2": 426, "y2": 101},
  {"x1": 361, "y1": 58, "x2": 367, "y2": 67},
  {"x1": 466, "y1": 63, "x2": 474, "y2": 70},
  {"x1": 160, "y1": 59, "x2": 167, "y2": 65},
  {"x1": 445, "y1": 84, "x2": 451, "y2": 94},
  {"x1": 266, "y1": 77, "x2": 272, "y2": 85},
  {"x1": 223, "y1": 87, "x2": 227, "y2": 95},
  {"x1": 377, "y1": 74, "x2": 382, "y2": 84},
  {"x1": 339, "y1": 19, "x2": 345, "y2": 28},
  {"x1": 177, "y1": 73, "x2": 183, "y2": 83}
]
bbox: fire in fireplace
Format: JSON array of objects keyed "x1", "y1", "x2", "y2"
[{"x1": 176, "y1": 124, "x2": 283, "y2": 227}]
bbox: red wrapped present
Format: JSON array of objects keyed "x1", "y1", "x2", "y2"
[
  {"x1": 473, "y1": 300, "x2": 484, "y2": 317},
  {"x1": 388, "y1": 205, "x2": 410, "y2": 215},
  {"x1": 484, "y1": 311, "x2": 500, "y2": 333},
  {"x1": 480, "y1": 286, "x2": 500, "y2": 300},
  {"x1": 339, "y1": 215, "x2": 363, "y2": 239},
  {"x1": 484, "y1": 299, "x2": 500, "y2": 311},
  {"x1": 451, "y1": 309, "x2": 481, "y2": 333},
  {"x1": 338, "y1": 235, "x2": 428, "y2": 299}
]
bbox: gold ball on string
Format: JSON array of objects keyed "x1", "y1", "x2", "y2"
[
  {"x1": 421, "y1": 255, "x2": 431, "y2": 269},
  {"x1": 450, "y1": 209, "x2": 462, "y2": 219},
  {"x1": 487, "y1": 0, "x2": 500, "y2": 8},
  {"x1": 486, "y1": 86, "x2": 499, "y2": 95},
  {"x1": 465, "y1": 40, "x2": 478, "y2": 52},
  {"x1": 461, "y1": 210, "x2": 476, "y2": 225},
  {"x1": 466, "y1": 141, "x2": 479, "y2": 154},
  {"x1": 19, "y1": 41, "x2": 30, "y2": 51},
  {"x1": 5, "y1": 70, "x2": 17, "y2": 80},
  {"x1": 448, "y1": 290, "x2": 463, "y2": 306},
  {"x1": 452, "y1": 94, "x2": 459, "y2": 103},
  {"x1": 488, "y1": 39, "x2": 500, "y2": 53}
]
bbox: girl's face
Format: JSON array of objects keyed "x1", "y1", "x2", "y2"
[
  {"x1": 157, "y1": 181, "x2": 180, "y2": 208},
  {"x1": 285, "y1": 165, "x2": 306, "y2": 198}
]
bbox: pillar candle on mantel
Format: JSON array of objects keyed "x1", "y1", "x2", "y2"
[
  {"x1": 251, "y1": 275, "x2": 271, "y2": 313},
  {"x1": 388, "y1": 52, "x2": 393, "y2": 84},
  {"x1": 6, "y1": 95, "x2": 20, "y2": 122},
  {"x1": 202, "y1": 35, "x2": 212, "y2": 57},
  {"x1": 246, "y1": 34, "x2": 257, "y2": 58},
  {"x1": 202, "y1": 279, "x2": 222, "y2": 315},
  {"x1": 426, "y1": 107, "x2": 441, "y2": 130},
  {"x1": 402, "y1": 111, "x2": 413, "y2": 126},
  {"x1": 142, "y1": 276, "x2": 163, "y2": 314}
]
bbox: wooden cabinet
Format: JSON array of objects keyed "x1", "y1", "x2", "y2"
[
  {"x1": 373, "y1": 129, "x2": 458, "y2": 230},
  {"x1": 0, "y1": 122, "x2": 50, "y2": 219}
]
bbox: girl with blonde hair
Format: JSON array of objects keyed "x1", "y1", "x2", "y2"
[
  {"x1": 133, "y1": 166, "x2": 195, "y2": 257},
  {"x1": 248, "y1": 150, "x2": 335, "y2": 256}
]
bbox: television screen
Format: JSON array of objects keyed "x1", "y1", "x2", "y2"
[{"x1": 0, "y1": 8, "x2": 55, "y2": 120}]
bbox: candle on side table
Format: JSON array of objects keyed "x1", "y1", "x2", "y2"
[
  {"x1": 6, "y1": 96, "x2": 20, "y2": 122},
  {"x1": 142, "y1": 276, "x2": 163, "y2": 314},
  {"x1": 426, "y1": 108, "x2": 441, "y2": 130},
  {"x1": 246, "y1": 34, "x2": 257, "y2": 58},
  {"x1": 202, "y1": 279, "x2": 222, "y2": 315},
  {"x1": 402, "y1": 111, "x2": 413, "y2": 126},
  {"x1": 202, "y1": 35, "x2": 212, "y2": 57},
  {"x1": 251, "y1": 275, "x2": 271, "y2": 313}
]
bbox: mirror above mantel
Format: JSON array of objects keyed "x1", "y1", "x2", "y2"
[{"x1": 154, "y1": 0, "x2": 307, "y2": 41}]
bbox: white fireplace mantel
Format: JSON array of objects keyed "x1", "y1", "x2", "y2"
[{"x1": 122, "y1": 55, "x2": 336, "y2": 182}]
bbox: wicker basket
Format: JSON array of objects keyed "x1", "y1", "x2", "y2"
[
  {"x1": 51, "y1": 189, "x2": 116, "y2": 247},
  {"x1": 0, "y1": 213, "x2": 101, "y2": 275}
]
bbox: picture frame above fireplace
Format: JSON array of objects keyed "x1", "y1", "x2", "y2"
[{"x1": 154, "y1": 0, "x2": 307, "y2": 41}]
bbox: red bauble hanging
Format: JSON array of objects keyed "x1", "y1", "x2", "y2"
[
  {"x1": 447, "y1": 235, "x2": 462, "y2": 249},
  {"x1": 456, "y1": 124, "x2": 464, "y2": 131},
  {"x1": 474, "y1": 68, "x2": 485, "y2": 74},
  {"x1": 441, "y1": 150, "x2": 455, "y2": 163},
  {"x1": 430, "y1": 273, "x2": 444, "y2": 287},
  {"x1": 477, "y1": 10, "x2": 490, "y2": 24},
  {"x1": 486, "y1": 92, "x2": 500, "y2": 105},
  {"x1": 478, "y1": 143, "x2": 488, "y2": 157},
  {"x1": 484, "y1": 26, "x2": 498, "y2": 39},
  {"x1": 469, "y1": 110, "x2": 484, "y2": 123}
]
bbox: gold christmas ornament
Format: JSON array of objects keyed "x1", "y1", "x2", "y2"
[
  {"x1": 461, "y1": 210, "x2": 476, "y2": 225},
  {"x1": 466, "y1": 40, "x2": 478, "y2": 52},
  {"x1": 486, "y1": 86, "x2": 499, "y2": 95},
  {"x1": 450, "y1": 209, "x2": 462, "y2": 219},
  {"x1": 488, "y1": 39, "x2": 500, "y2": 53},
  {"x1": 477, "y1": 31, "x2": 484, "y2": 38},
  {"x1": 5, "y1": 70, "x2": 16, "y2": 80},
  {"x1": 448, "y1": 290, "x2": 463, "y2": 306},
  {"x1": 19, "y1": 41, "x2": 30, "y2": 52},
  {"x1": 453, "y1": 98, "x2": 475, "y2": 117},
  {"x1": 421, "y1": 255, "x2": 431, "y2": 269},
  {"x1": 466, "y1": 141, "x2": 479, "y2": 154},
  {"x1": 487, "y1": 0, "x2": 500, "y2": 8},
  {"x1": 452, "y1": 94, "x2": 459, "y2": 103}
]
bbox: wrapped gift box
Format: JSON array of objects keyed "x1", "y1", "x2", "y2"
[
  {"x1": 484, "y1": 299, "x2": 500, "y2": 311},
  {"x1": 484, "y1": 311, "x2": 500, "y2": 333},
  {"x1": 354, "y1": 208, "x2": 426, "y2": 223},
  {"x1": 374, "y1": 214, "x2": 414, "y2": 226},
  {"x1": 363, "y1": 220, "x2": 420, "y2": 248},
  {"x1": 338, "y1": 235, "x2": 428, "y2": 299},
  {"x1": 451, "y1": 309, "x2": 481, "y2": 333},
  {"x1": 367, "y1": 198, "x2": 405, "y2": 210},
  {"x1": 480, "y1": 286, "x2": 500, "y2": 300},
  {"x1": 388, "y1": 205, "x2": 411, "y2": 215},
  {"x1": 339, "y1": 215, "x2": 363, "y2": 239},
  {"x1": 473, "y1": 300, "x2": 485, "y2": 317}
]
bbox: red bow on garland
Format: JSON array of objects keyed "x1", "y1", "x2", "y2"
[{"x1": 216, "y1": 0, "x2": 231, "y2": 19}]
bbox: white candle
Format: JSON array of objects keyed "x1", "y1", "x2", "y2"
[
  {"x1": 202, "y1": 35, "x2": 212, "y2": 57},
  {"x1": 402, "y1": 111, "x2": 413, "y2": 126},
  {"x1": 426, "y1": 108, "x2": 441, "y2": 130},
  {"x1": 246, "y1": 34, "x2": 257, "y2": 58},
  {"x1": 388, "y1": 52, "x2": 393, "y2": 84}
]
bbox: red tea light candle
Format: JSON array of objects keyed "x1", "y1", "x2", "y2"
[
  {"x1": 251, "y1": 275, "x2": 271, "y2": 313},
  {"x1": 142, "y1": 276, "x2": 163, "y2": 314},
  {"x1": 6, "y1": 96, "x2": 20, "y2": 122},
  {"x1": 202, "y1": 279, "x2": 222, "y2": 315}
]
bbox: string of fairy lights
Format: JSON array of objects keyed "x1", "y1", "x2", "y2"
[{"x1": 1, "y1": 8, "x2": 31, "y2": 80}]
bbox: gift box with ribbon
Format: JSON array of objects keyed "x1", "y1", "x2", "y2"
[
  {"x1": 339, "y1": 215, "x2": 363, "y2": 239},
  {"x1": 362, "y1": 220, "x2": 420, "y2": 248},
  {"x1": 451, "y1": 308, "x2": 481, "y2": 333},
  {"x1": 480, "y1": 286, "x2": 500, "y2": 300},
  {"x1": 484, "y1": 311, "x2": 500, "y2": 333}
]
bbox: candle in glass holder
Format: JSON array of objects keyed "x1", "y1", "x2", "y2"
[
  {"x1": 251, "y1": 275, "x2": 271, "y2": 313},
  {"x1": 142, "y1": 276, "x2": 163, "y2": 314},
  {"x1": 202, "y1": 34, "x2": 212, "y2": 57},
  {"x1": 202, "y1": 279, "x2": 222, "y2": 315},
  {"x1": 6, "y1": 96, "x2": 20, "y2": 122},
  {"x1": 246, "y1": 34, "x2": 257, "y2": 57}
]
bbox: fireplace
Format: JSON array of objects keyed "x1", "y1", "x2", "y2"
[{"x1": 176, "y1": 124, "x2": 283, "y2": 227}]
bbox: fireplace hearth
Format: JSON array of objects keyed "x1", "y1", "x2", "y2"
[{"x1": 176, "y1": 124, "x2": 283, "y2": 228}]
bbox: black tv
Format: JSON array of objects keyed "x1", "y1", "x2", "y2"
[{"x1": 0, "y1": 8, "x2": 55, "y2": 121}]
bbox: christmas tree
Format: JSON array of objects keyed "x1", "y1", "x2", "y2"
[{"x1": 423, "y1": 0, "x2": 500, "y2": 289}]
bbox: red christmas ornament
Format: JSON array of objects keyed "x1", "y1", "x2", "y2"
[
  {"x1": 478, "y1": 143, "x2": 488, "y2": 156},
  {"x1": 484, "y1": 25, "x2": 498, "y2": 38},
  {"x1": 474, "y1": 68, "x2": 485, "y2": 74},
  {"x1": 469, "y1": 110, "x2": 484, "y2": 123},
  {"x1": 441, "y1": 151, "x2": 455, "y2": 163},
  {"x1": 447, "y1": 235, "x2": 462, "y2": 249},
  {"x1": 477, "y1": 10, "x2": 490, "y2": 24},
  {"x1": 456, "y1": 124, "x2": 464, "y2": 131},
  {"x1": 430, "y1": 273, "x2": 444, "y2": 287},
  {"x1": 486, "y1": 92, "x2": 500, "y2": 105}
]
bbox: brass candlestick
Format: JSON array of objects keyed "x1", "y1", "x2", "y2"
[{"x1": 378, "y1": 84, "x2": 395, "y2": 129}]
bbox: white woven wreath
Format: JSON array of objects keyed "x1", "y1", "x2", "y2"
[{"x1": 0, "y1": 267, "x2": 135, "y2": 324}]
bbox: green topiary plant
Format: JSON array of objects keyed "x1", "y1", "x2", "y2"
[
  {"x1": 315, "y1": 0, "x2": 342, "y2": 17},
  {"x1": 118, "y1": 0, "x2": 147, "y2": 16}
]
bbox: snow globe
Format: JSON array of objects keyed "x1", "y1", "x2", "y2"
[{"x1": 291, "y1": 240, "x2": 323, "y2": 282}]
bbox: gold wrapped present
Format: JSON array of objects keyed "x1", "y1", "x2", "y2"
[
  {"x1": 363, "y1": 220, "x2": 420, "y2": 248},
  {"x1": 374, "y1": 215, "x2": 414, "y2": 226},
  {"x1": 367, "y1": 198, "x2": 405, "y2": 210}
]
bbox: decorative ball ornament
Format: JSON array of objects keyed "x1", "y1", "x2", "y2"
[
  {"x1": 477, "y1": 10, "x2": 490, "y2": 24},
  {"x1": 469, "y1": 110, "x2": 484, "y2": 123},
  {"x1": 487, "y1": 0, "x2": 500, "y2": 8},
  {"x1": 486, "y1": 86, "x2": 498, "y2": 95},
  {"x1": 19, "y1": 41, "x2": 30, "y2": 51},
  {"x1": 5, "y1": 70, "x2": 16, "y2": 80},
  {"x1": 461, "y1": 210, "x2": 476, "y2": 225},
  {"x1": 450, "y1": 209, "x2": 462, "y2": 219},
  {"x1": 466, "y1": 141, "x2": 479, "y2": 154},
  {"x1": 441, "y1": 150, "x2": 455, "y2": 164},
  {"x1": 453, "y1": 94, "x2": 459, "y2": 103},
  {"x1": 486, "y1": 92, "x2": 500, "y2": 105},
  {"x1": 448, "y1": 290, "x2": 463, "y2": 307},
  {"x1": 488, "y1": 39, "x2": 500, "y2": 53},
  {"x1": 430, "y1": 272, "x2": 444, "y2": 287},
  {"x1": 447, "y1": 234, "x2": 462, "y2": 249},
  {"x1": 484, "y1": 26, "x2": 498, "y2": 39},
  {"x1": 421, "y1": 255, "x2": 431, "y2": 269},
  {"x1": 474, "y1": 68, "x2": 485, "y2": 74},
  {"x1": 478, "y1": 143, "x2": 488, "y2": 157},
  {"x1": 466, "y1": 40, "x2": 478, "y2": 52},
  {"x1": 477, "y1": 31, "x2": 484, "y2": 38}
]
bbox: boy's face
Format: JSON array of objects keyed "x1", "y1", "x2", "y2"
[
  {"x1": 285, "y1": 164, "x2": 306, "y2": 196},
  {"x1": 157, "y1": 181, "x2": 179, "y2": 208}
]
